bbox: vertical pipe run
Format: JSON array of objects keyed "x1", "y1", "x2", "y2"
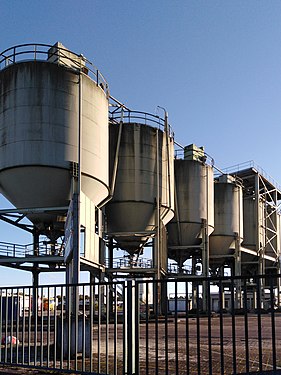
[{"x1": 156, "y1": 129, "x2": 161, "y2": 282}]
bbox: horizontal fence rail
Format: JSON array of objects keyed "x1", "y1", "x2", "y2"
[{"x1": 0, "y1": 275, "x2": 281, "y2": 374}]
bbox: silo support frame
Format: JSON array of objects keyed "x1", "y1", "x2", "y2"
[
  {"x1": 255, "y1": 174, "x2": 280, "y2": 266},
  {"x1": 0, "y1": 206, "x2": 68, "y2": 233}
]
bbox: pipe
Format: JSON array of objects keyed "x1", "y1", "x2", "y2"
[{"x1": 97, "y1": 108, "x2": 124, "y2": 209}]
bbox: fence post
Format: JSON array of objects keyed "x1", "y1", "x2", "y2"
[{"x1": 123, "y1": 280, "x2": 137, "y2": 375}]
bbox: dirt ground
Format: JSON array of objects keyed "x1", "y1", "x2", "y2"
[
  {"x1": 1, "y1": 314, "x2": 281, "y2": 374},
  {"x1": 0, "y1": 366, "x2": 62, "y2": 374},
  {"x1": 0, "y1": 365, "x2": 79, "y2": 374}
]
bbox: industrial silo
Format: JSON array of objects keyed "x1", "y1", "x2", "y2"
[
  {"x1": 167, "y1": 144, "x2": 214, "y2": 269},
  {"x1": 105, "y1": 110, "x2": 174, "y2": 258},
  {"x1": 209, "y1": 174, "x2": 243, "y2": 270},
  {"x1": 0, "y1": 43, "x2": 110, "y2": 240}
]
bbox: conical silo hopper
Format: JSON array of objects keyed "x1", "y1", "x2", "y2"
[
  {"x1": 0, "y1": 43, "x2": 109, "y2": 237},
  {"x1": 106, "y1": 113, "x2": 174, "y2": 255},
  {"x1": 167, "y1": 144, "x2": 214, "y2": 265},
  {"x1": 209, "y1": 174, "x2": 243, "y2": 267}
]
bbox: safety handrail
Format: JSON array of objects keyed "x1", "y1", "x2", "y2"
[
  {"x1": 0, "y1": 43, "x2": 109, "y2": 95},
  {"x1": 109, "y1": 109, "x2": 174, "y2": 137},
  {"x1": 217, "y1": 160, "x2": 281, "y2": 192},
  {"x1": 0, "y1": 240, "x2": 64, "y2": 258}
]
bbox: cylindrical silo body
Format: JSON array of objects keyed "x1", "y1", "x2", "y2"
[
  {"x1": 241, "y1": 196, "x2": 265, "y2": 264},
  {"x1": 0, "y1": 47, "x2": 109, "y2": 234},
  {"x1": 209, "y1": 175, "x2": 243, "y2": 259},
  {"x1": 167, "y1": 157, "x2": 214, "y2": 263},
  {"x1": 106, "y1": 120, "x2": 174, "y2": 254}
]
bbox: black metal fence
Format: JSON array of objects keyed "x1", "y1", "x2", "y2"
[{"x1": 0, "y1": 274, "x2": 281, "y2": 374}]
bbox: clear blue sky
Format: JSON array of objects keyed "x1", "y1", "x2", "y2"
[{"x1": 1, "y1": 0, "x2": 281, "y2": 285}]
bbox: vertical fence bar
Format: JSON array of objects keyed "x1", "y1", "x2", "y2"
[
  {"x1": 165, "y1": 280, "x2": 169, "y2": 375},
  {"x1": 98, "y1": 283, "x2": 101, "y2": 374},
  {"x1": 0, "y1": 289, "x2": 2, "y2": 363},
  {"x1": 207, "y1": 279, "x2": 213, "y2": 375},
  {"x1": 4, "y1": 288, "x2": 8, "y2": 363},
  {"x1": 256, "y1": 277, "x2": 263, "y2": 372},
  {"x1": 89, "y1": 283, "x2": 94, "y2": 374},
  {"x1": 106, "y1": 284, "x2": 109, "y2": 375},
  {"x1": 28, "y1": 288, "x2": 31, "y2": 365},
  {"x1": 196, "y1": 282, "x2": 201, "y2": 375},
  {"x1": 60, "y1": 286, "x2": 64, "y2": 371},
  {"x1": 230, "y1": 277, "x2": 237, "y2": 375},
  {"x1": 82, "y1": 285, "x2": 86, "y2": 373},
  {"x1": 145, "y1": 280, "x2": 149, "y2": 375},
  {"x1": 40, "y1": 286, "x2": 44, "y2": 366},
  {"x1": 218, "y1": 279, "x2": 224, "y2": 375},
  {"x1": 174, "y1": 280, "x2": 179, "y2": 375},
  {"x1": 135, "y1": 281, "x2": 139, "y2": 375},
  {"x1": 270, "y1": 277, "x2": 276, "y2": 371},
  {"x1": 21, "y1": 287, "x2": 25, "y2": 365},
  {"x1": 16, "y1": 288, "x2": 20, "y2": 364},
  {"x1": 125, "y1": 279, "x2": 134, "y2": 375},
  {"x1": 9, "y1": 289, "x2": 14, "y2": 364},
  {"x1": 34, "y1": 286, "x2": 38, "y2": 367},
  {"x1": 243, "y1": 279, "x2": 250, "y2": 374},
  {"x1": 74, "y1": 284, "x2": 78, "y2": 372},
  {"x1": 67, "y1": 285, "x2": 71, "y2": 371},
  {"x1": 185, "y1": 281, "x2": 190, "y2": 373},
  {"x1": 113, "y1": 283, "x2": 117, "y2": 375},
  {"x1": 155, "y1": 280, "x2": 159, "y2": 375},
  {"x1": 47, "y1": 286, "x2": 50, "y2": 368},
  {"x1": 53, "y1": 286, "x2": 57, "y2": 369}
]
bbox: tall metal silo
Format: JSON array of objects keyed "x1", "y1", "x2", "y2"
[
  {"x1": 0, "y1": 43, "x2": 110, "y2": 241},
  {"x1": 209, "y1": 174, "x2": 243, "y2": 272},
  {"x1": 167, "y1": 144, "x2": 214, "y2": 270},
  {"x1": 105, "y1": 110, "x2": 174, "y2": 264}
]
